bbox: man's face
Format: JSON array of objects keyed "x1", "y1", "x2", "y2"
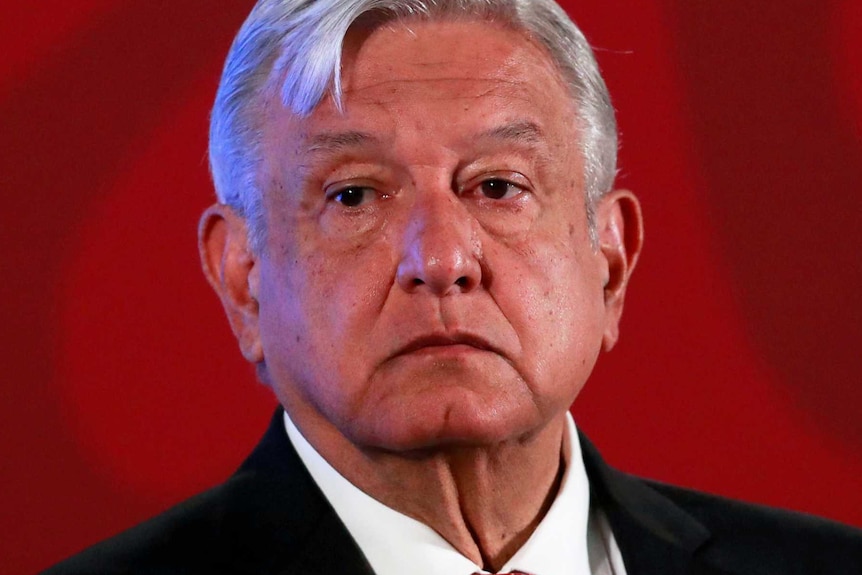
[{"x1": 252, "y1": 19, "x2": 614, "y2": 451}]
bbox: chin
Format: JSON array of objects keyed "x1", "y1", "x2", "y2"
[{"x1": 351, "y1": 370, "x2": 546, "y2": 452}]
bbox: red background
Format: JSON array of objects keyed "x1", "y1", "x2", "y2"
[{"x1": 2, "y1": 1, "x2": 861, "y2": 573}]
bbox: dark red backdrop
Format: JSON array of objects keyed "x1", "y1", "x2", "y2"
[{"x1": 2, "y1": 2, "x2": 861, "y2": 573}]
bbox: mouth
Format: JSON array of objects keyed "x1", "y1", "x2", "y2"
[{"x1": 394, "y1": 333, "x2": 500, "y2": 358}]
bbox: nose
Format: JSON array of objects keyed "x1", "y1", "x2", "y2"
[{"x1": 396, "y1": 191, "x2": 482, "y2": 296}]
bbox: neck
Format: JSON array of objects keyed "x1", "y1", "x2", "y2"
[{"x1": 295, "y1": 410, "x2": 568, "y2": 571}]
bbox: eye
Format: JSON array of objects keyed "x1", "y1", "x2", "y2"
[
  {"x1": 477, "y1": 178, "x2": 525, "y2": 200},
  {"x1": 330, "y1": 185, "x2": 378, "y2": 207}
]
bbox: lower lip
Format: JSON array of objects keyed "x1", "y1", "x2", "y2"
[{"x1": 404, "y1": 344, "x2": 487, "y2": 357}]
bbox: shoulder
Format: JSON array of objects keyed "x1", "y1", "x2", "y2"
[
  {"x1": 41, "y1": 409, "x2": 342, "y2": 575},
  {"x1": 40, "y1": 469, "x2": 325, "y2": 575},
  {"x1": 40, "y1": 474, "x2": 237, "y2": 574},
  {"x1": 645, "y1": 478, "x2": 862, "y2": 574},
  {"x1": 578, "y1": 433, "x2": 862, "y2": 575}
]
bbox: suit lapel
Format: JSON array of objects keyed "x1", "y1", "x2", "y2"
[
  {"x1": 579, "y1": 434, "x2": 712, "y2": 575},
  {"x1": 229, "y1": 410, "x2": 717, "y2": 575},
  {"x1": 220, "y1": 408, "x2": 376, "y2": 575}
]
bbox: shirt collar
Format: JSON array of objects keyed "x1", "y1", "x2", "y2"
[{"x1": 284, "y1": 412, "x2": 591, "y2": 575}]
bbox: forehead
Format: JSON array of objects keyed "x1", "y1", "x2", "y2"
[
  {"x1": 261, "y1": 18, "x2": 581, "y2": 170},
  {"x1": 336, "y1": 18, "x2": 575, "y2": 121},
  {"x1": 342, "y1": 17, "x2": 567, "y2": 93}
]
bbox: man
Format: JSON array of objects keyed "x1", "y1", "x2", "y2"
[{"x1": 45, "y1": 0, "x2": 862, "y2": 573}]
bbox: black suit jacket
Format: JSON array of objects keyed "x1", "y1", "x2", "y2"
[{"x1": 43, "y1": 408, "x2": 862, "y2": 574}]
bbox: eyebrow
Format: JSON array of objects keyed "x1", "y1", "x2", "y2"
[
  {"x1": 305, "y1": 130, "x2": 379, "y2": 153},
  {"x1": 302, "y1": 121, "x2": 544, "y2": 155},
  {"x1": 477, "y1": 121, "x2": 544, "y2": 144}
]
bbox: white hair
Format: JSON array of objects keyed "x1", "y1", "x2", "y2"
[{"x1": 209, "y1": 0, "x2": 617, "y2": 251}]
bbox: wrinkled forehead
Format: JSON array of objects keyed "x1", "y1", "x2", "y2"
[
  {"x1": 263, "y1": 6, "x2": 578, "y2": 118},
  {"x1": 254, "y1": 19, "x2": 586, "y2": 213},
  {"x1": 261, "y1": 18, "x2": 580, "y2": 149},
  {"x1": 255, "y1": 12, "x2": 580, "y2": 146},
  {"x1": 343, "y1": 20, "x2": 567, "y2": 98}
]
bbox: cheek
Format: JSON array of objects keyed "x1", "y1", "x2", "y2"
[
  {"x1": 258, "y1": 231, "x2": 394, "y2": 380},
  {"x1": 256, "y1": 254, "x2": 363, "y2": 420},
  {"x1": 499, "y1": 240, "x2": 605, "y2": 397}
]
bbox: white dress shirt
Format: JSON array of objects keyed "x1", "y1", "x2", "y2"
[{"x1": 284, "y1": 412, "x2": 626, "y2": 575}]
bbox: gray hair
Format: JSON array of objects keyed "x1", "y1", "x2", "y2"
[{"x1": 209, "y1": 0, "x2": 617, "y2": 251}]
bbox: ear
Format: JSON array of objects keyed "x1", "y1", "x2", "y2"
[
  {"x1": 595, "y1": 189, "x2": 644, "y2": 352},
  {"x1": 198, "y1": 204, "x2": 264, "y2": 363}
]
